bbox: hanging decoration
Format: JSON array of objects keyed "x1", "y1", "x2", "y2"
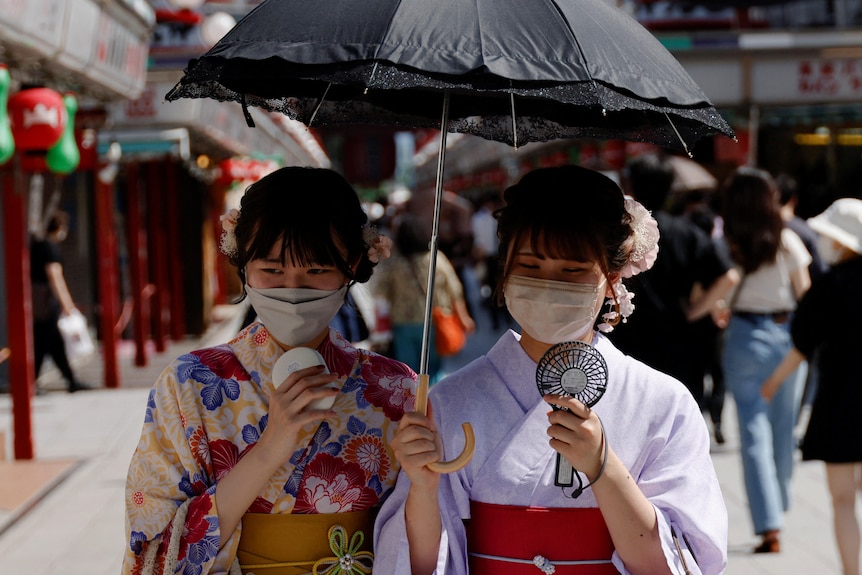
[
  {"x1": 7, "y1": 87, "x2": 66, "y2": 152},
  {"x1": 0, "y1": 65, "x2": 13, "y2": 165}
]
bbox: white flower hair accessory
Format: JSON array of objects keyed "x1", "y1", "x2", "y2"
[
  {"x1": 597, "y1": 280, "x2": 635, "y2": 333},
  {"x1": 219, "y1": 208, "x2": 240, "y2": 258},
  {"x1": 362, "y1": 225, "x2": 392, "y2": 263},
  {"x1": 620, "y1": 198, "x2": 660, "y2": 279}
]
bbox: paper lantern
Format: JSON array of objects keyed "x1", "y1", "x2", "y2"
[
  {"x1": 45, "y1": 93, "x2": 80, "y2": 174},
  {"x1": 8, "y1": 87, "x2": 66, "y2": 151}
]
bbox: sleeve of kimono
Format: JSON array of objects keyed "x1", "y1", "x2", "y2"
[
  {"x1": 613, "y1": 383, "x2": 728, "y2": 575},
  {"x1": 374, "y1": 409, "x2": 475, "y2": 574},
  {"x1": 123, "y1": 363, "x2": 239, "y2": 575}
]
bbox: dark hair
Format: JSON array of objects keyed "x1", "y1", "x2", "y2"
[
  {"x1": 624, "y1": 153, "x2": 674, "y2": 212},
  {"x1": 46, "y1": 211, "x2": 69, "y2": 234},
  {"x1": 719, "y1": 167, "x2": 783, "y2": 273},
  {"x1": 230, "y1": 167, "x2": 374, "y2": 292},
  {"x1": 494, "y1": 165, "x2": 633, "y2": 304}
]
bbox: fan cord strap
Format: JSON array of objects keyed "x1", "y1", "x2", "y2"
[{"x1": 566, "y1": 415, "x2": 608, "y2": 499}]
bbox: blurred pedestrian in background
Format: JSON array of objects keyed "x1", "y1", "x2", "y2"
[
  {"x1": 470, "y1": 190, "x2": 510, "y2": 330},
  {"x1": 761, "y1": 198, "x2": 862, "y2": 574},
  {"x1": 609, "y1": 153, "x2": 738, "y2": 436},
  {"x1": 717, "y1": 166, "x2": 812, "y2": 554},
  {"x1": 373, "y1": 213, "x2": 475, "y2": 383},
  {"x1": 29, "y1": 211, "x2": 92, "y2": 394},
  {"x1": 123, "y1": 167, "x2": 416, "y2": 575}
]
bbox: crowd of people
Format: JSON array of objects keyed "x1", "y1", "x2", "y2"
[{"x1": 118, "y1": 159, "x2": 862, "y2": 575}]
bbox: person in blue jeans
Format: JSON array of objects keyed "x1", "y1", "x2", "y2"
[{"x1": 717, "y1": 167, "x2": 811, "y2": 554}]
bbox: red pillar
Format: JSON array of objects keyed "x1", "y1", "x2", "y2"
[
  {"x1": 125, "y1": 162, "x2": 150, "y2": 367},
  {"x1": 95, "y1": 164, "x2": 121, "y2": 388},
  {"x1": 165, "y1": 161, "x2": 185, "y2": 341},
  {"x1": 2, "y1": 167, "x2": 34, "y2": 460},
  {"x1": 146, "y1": 160, "x2": 168, "y2": 352}
]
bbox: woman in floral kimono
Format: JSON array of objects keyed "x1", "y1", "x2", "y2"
[
  {"x1": 123, "y1": 167, "x2": 416, "y2": 575},
  {"x1": 374, "y1": 165, "x2": 728, "y2": 575}
]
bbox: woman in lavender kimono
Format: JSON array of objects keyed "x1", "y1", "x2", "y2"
[
  {"x1": 374, "y1": 165, "x2": 728, "y2": 575},
  {"x1": 123, "y1": 167, "x2": 416, "y2": 575}
]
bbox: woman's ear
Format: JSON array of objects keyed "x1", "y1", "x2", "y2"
[{"x1": 605, "y1": 273, "x2": 622, "y2": 298}]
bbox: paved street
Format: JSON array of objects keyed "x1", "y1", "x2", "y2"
[{"x1": 0, "y1": 299, "x2": 851, "y2": 574}]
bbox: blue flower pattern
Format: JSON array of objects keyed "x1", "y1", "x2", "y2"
[{"x1": 175, "y1": 353, "x2": 241, "y2": 410}]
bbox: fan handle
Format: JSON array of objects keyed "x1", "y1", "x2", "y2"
[{"x1": 415, "y1": 374, "x2": 475, "y2": 473}]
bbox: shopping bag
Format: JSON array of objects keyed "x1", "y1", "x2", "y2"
[
  {"x1": 57, "y1": 310, "x2": 95, "y2": 365},
  {"x1": 433, "y1": 306, "x2": 466, "y2": 357}
]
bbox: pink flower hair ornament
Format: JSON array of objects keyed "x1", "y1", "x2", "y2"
[
  {"x1": 596, "y1": 199, "x2": 659, "y2": 333},
  {"x1": 362, "y1": 225, "x2": 392, "y2": 263}
]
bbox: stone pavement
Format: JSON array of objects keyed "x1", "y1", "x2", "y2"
[{"x1": 0, "y1": 302, "x2": 850, "y2": 574}]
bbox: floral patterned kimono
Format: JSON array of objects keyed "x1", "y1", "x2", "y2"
[{"x1": 123, "y1": 323, "x2": 417, "y2": 575}]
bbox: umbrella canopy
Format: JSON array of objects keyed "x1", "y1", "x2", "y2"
[
  {"x1": 167, "y1": 0, "x2": 733, "y2": 152},
  {"x1": 167, "y1": 0, "x2": 736, "y2": 472}
]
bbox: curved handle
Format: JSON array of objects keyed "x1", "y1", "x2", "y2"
[{"x1": 415, "y1": 374, "x2": 475, "y2": 473}]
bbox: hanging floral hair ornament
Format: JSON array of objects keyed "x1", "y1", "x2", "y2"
[
  {"x1": 219, "y1": 208, "x2": 240, "y2": 258},
  {"x1": 597, "y1": 199, "x2": 660, "y2": 333},
  {"x1": 362, "y1": 225, "x2": 392, "y2": 263}
]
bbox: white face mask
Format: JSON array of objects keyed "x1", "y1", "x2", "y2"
[
  {"x1": 245, "y1": 284, "x2": 348, "y2": 346},
  {"x1": 816, "y1": 234, "x2": 845, "y2": 266},
  {"x1": 504, "y1": 275, "x2": 606, "y2": 344}
]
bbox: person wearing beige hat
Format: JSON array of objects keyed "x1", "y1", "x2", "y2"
[{"x1": 762, "y1": 197, "x2": 862, "y2": 575}]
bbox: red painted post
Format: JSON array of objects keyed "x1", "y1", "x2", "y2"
[
  {"x1": 2, "y1": 167, "x2": 34, "y2": 459},
  {"x1": 95, "y1": 162, "x2": 120, "y2": 388},
  {"x1": 145, "y1": 160, "x2": 167, "y2": 352},
  {"x1": 165, "y1": 160, "x2": 185, "y2": 341},
  {"x1": 125, "y1": 162, "x2": 149, "y2": 367}
]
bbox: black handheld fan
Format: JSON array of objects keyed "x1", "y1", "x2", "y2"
[{"x1": 536, "y1": 341, "x2": 608, "y2": 489}]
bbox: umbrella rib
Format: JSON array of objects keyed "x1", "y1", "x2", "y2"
[
  {"x1": 663, "y1": 113, "x2": 692, "y2": 157},
  {"x1": 308, "y1": 83, "x2": 333, "y2": 127},
  {"x1": 509, "y1": 80, "x2": 518, "y2": 150},
  {"x1": 545, "y1": 0, "x2": 602, "y2": 108}
]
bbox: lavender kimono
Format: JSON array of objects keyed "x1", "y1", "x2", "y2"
[{"x1": 374, "y1": 331, "x2": 727, "y2": 574}]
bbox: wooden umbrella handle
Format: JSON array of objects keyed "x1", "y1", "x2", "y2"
[{"x1": 415, "y1": 374, "x2": 475, "y2": 473}]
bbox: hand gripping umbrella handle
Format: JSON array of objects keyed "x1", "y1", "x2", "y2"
[{"x1": 415, "y1": 374, "x2": 475, "y2": 473}]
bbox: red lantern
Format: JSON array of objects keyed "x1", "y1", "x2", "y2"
[{"x1": 7, "y1": 88, "x2": 66, "y2": 151}]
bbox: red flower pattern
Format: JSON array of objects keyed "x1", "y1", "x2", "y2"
[
  {"x1": 253, "y1": 329, "x2": 269, "y2": 346},
  {"x1": 191, "y1": 346, "x2": 248, "y2": 381},
  {"x1": 294, "y1": 453, "x2": 378, "y2": 514},
  {"x1": 178, "y1": 495, "x2": 212, "y2": 561},
  {"x1": 343, "y1": 435, "x2": 390, "y2": 480},
  {"x1": 209, "y1": 439, "x2": 253, "y2": 481},
  {"x1": 362, "y1": 357, "x2": 415, "y2": 420}
]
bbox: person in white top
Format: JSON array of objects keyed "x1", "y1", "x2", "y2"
[{"x1": 717, "y1": 166, "x2": 811, "y2": 554}]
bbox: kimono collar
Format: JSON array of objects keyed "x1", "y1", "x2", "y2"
[{"x1": 485, "y1": 330, "x2": 619, "y2": 413}]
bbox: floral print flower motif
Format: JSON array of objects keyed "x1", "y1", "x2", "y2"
[
  {"x1": 209, "y1": 438, "x2": 254, "y2": 481},
  {"x1": 294, "y1": 453, "x2": 379, "y2": 514},
  {"x1": 144, "y1": 389, "x2": 157, "y2": 423},
  {"x1": 361, "y1": 357, "x2": 416, "y2": 420},
  {"x1": 312, "y1": 525, "x2": 374, "y2": 575},
  {"x1": 285, "y1": 423, "x2": 342, "y2": 497},
  {"x1": 176, "y1": 348, "x2": 245, "y2": 411},
  {"x1": 178, "y1": 495, "x2": 219, "y2": 566},
  {"x1": 179, "y1": 471, "x2": 210, "y2": 498},
  {"x1": 343, "y1": 434, "x2": 390, "y2": 483},
  {"x1": 253, "y1": 327, "x2": 269, "y2": 346},
  {"x1": 188, "y1": 427, "x2": 211, "y2": 472}
]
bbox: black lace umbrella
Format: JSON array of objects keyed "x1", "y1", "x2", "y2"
[{"x1": 167, "y1": 0, "x2": 734, "y2": 471}]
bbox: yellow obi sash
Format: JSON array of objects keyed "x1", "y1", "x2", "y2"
[{"x1": 236, "y1": 510, "x2": 375, "y2": 575}]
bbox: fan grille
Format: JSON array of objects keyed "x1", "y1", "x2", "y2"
[{"x1": 536, "y1": 341, "x2": 608, "y2": 408}]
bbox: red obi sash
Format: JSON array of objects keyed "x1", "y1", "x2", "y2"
[{"x1": 466, "y1": 501, "x2": 618, "y2": 575}]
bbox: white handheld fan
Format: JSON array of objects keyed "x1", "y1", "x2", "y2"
[{"x1": 536, "y1": 341, "x2": 608, "y2": 490}]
